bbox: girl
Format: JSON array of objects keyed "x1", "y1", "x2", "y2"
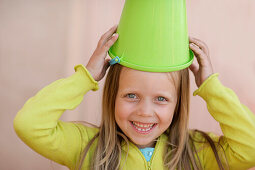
[{"x1": 14, "y1": 25, "x2": 255, "y2": 170}]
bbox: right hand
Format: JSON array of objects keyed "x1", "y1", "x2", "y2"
[{"x1": 86, "y1": 25, "x2": 119, "y2": 82}]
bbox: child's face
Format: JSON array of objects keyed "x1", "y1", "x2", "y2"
[{"x1": 115, "y1": 67, "x2": 178, "y2": 148}]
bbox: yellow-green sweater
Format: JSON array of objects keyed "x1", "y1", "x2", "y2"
[{"x1": 13, "y1": 65, "x2": 255, "y2": 170}]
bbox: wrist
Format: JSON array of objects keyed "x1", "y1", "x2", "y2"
[
  {"x1": 194, "y1": 73, "x2": 219, "y2": 96},
  {"x1": 85, "y1": 65, "x2": 96, "y2": 81},
  {"x1": 74, "y1": 64, "x2": 99, "y2": 91}
]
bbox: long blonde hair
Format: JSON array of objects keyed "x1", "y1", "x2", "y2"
[{"x1": 77, "y1": 64, "x2": 226, "y2": 170}]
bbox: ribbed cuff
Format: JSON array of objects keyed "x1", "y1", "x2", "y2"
[
  {"x1": 193, "y1": 73, "x2": 220, "y2": 97},
  {"x1": 74, "y1": 64, "x2": 99, "y2": 91}
]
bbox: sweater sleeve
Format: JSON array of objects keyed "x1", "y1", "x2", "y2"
[
  {"x1": 13, "y1": 64, "x2": 99, "y2": 169},
  {"x1": 193, "y1": 73, "x2": 255, "y2": 170}
]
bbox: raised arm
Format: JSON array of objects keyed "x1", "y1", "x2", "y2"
[
  {"x1": 13, "y1": 25, "x2": 119, "y2": 169},
  {"x1": 189, "y1": 37, "x2": 255, "y2": 169}
]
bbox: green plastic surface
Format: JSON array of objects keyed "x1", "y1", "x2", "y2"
[{"x1": 108, "y1": 0, "x2": 194, "y2": 72}]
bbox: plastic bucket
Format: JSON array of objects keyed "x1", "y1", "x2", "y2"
[{"x1": 108, "y1": 0, "x2": 194, "y2": 72}]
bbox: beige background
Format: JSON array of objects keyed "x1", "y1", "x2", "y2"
[{"x1": 0, "y1": 0, "x2": 254, "y2": 169}]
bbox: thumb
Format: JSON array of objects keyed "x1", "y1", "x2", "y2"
[
  {"x1": 189, "y1": 63, "x2": 199, "y2": 75},
  {"x1": 102, "y1": 58, "x2": 111, "y2": 73}
]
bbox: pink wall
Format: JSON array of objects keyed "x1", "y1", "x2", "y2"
[{"x1": 1, "y1": 0, "x2": 254, "y2": 169}]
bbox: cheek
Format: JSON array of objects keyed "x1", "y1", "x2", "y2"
[
  {"x1": 157, "y1": 105, "x2": 175, "y2": 126},
  {"x1": 115, "y1": 100, "x2": 134, "y2": 122}
]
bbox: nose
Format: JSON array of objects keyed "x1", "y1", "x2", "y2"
[{"x1": 136, "y1": 99, "x2": 154, "y2": 117}]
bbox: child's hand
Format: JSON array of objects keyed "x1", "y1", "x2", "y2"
[
  {"x1": 189, "y1": 37, "x2": 214, "y2": 88},
  {"x1": 86, "y1": 25, "x2": 119, "y2": 82}
]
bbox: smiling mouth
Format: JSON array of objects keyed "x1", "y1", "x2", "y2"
[{"x1": 130, "y1": 121, "x2": 157, "y2": 134}]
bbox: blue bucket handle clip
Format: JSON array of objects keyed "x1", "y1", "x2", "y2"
[{"x1": 109, "y1": 56, "x2": 120, "y2": 65}]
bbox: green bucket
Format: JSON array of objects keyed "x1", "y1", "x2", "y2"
[{"x1": 108, "y1": 0, "x2": 194, "y2": 72}]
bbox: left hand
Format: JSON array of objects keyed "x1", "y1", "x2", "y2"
[{"x1": 189, "y1": 37, "x2": 214, "y2": 88}]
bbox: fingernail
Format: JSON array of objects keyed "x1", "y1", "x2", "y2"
[{"x1": 112, "y1": 33, "x2": 118, "y2": 37}]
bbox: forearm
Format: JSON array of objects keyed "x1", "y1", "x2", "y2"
[
  {"x1": 14, "y1": 64, "x2": 98, "y2": 134},
  {"x1": 13, "y1": 64, "x2": 98, "y2": 167}
]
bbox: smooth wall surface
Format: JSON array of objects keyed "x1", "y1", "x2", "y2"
[{"x1": 0, "y1": 0, "x2": 254, "y2": 169}]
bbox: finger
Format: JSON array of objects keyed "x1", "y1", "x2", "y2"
[
  {"x1": 189, "y1": 37, "x2": 208, "y2": 50},
  {"x1": 102, "y1": 33, "x2": 119, "y2": 51},
  {"x1": 189, "y1": 37, "x2": 209, "y2": 56},
  {"x1": 98, "y1": 25, "x2": 118, "y2": 47},
  {"x1": 105, "y1": 57, "x2": 111, "y2": 63},
  {"x1": 189, "y1": 43, "x2": 208, "y2": 66}
]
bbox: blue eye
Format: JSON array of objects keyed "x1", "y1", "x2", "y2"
[
  {"x1": 157, "y1": 96, "x2": 167, "y2": 102},
  {"x1": 127, "y1": 93, "x2": 136, "y2": 99}
]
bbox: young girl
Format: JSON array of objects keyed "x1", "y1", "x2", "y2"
[{"x1": 14, "y1": 25, "x2": 255, "y2": 170}]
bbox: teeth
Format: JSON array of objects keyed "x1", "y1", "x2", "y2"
[
  {"x1": 132, "y1": 121, "x2": 155, "y2": 132},
  {"x1": 133, "y1": 121, "x2": 154, "y2": 128}
]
